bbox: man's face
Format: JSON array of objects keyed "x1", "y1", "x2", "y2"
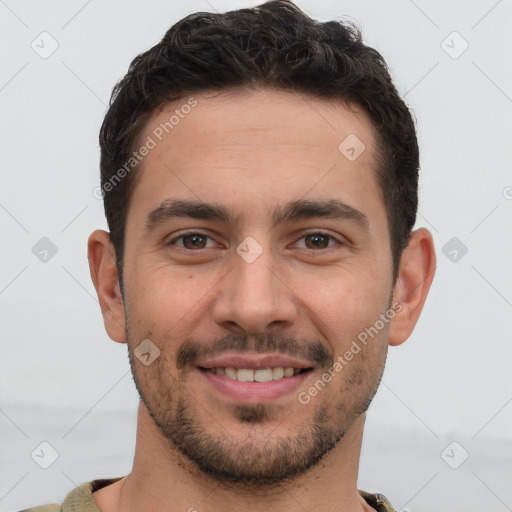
[{"x1": 121, "y1": 88, "x2": 395, "y2": 484}]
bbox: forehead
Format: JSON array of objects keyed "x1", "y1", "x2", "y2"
[
  {"x1": 144, "y1": 88, "x2": 377, "y2": 158},
  {"x1": 127, "y1": 88, "x2": 384, "y2": 232}
]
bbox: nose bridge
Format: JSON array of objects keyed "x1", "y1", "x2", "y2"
[{"x1": 214, "y1": 237, "x2": 297, "y2": 333}]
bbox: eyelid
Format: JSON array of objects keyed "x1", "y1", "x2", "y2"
[{"x1": 294, "y1": 228, "x2": 345, "y2": 242}]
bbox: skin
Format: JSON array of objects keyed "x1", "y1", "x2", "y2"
[{"x1": 88, "y1": 88, "x2": 436, "y2": 512}]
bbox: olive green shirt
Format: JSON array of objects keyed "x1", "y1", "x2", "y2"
[{"x1": 19, "y1": 477, "x2": 397, "y2": 511}]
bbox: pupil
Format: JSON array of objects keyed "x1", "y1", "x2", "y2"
[
  {"x1": 186, "y1": 235, "x2": 205, "y2": 249},
  {"x1": 309, "y1": 235, "x2": 327, "y2": 249}
]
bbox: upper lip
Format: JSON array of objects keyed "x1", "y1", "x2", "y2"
[{"x1": 196, "y1": 353, "x2": 314, "y2": 371}]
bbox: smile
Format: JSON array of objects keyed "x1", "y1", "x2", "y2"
[
  {"x1": 200, "y1": 366, "x2": 311, "y2": 382},
  {"x1": 197, "y1": 367, "x2": 313, "y2": 402}
]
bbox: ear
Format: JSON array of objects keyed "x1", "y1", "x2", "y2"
[
  {"x1": 388, "y1": 228, "x2": 436, "y2": 347},
  {"x1": 87, "y1": 229, "x2": 126, "y2": 343}
]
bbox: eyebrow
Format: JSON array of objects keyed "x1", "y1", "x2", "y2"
[{"x1": 144, "y1": 198, "x2": 369, "y2": 235}]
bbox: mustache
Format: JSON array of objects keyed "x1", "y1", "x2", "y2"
[{"x1": 175, "y1": 332, "x2": 334, "y2": 370}]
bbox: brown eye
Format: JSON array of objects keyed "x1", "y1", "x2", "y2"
[
  {"x1": 182, "y1": 234, "x2": 208, "y2": 249},
  {"x1": 169, "y1": 232, "x2": 215, "y2": 250},
  {"x1": 304, "y1": 234, "x2": 330, "y2": 249},
  {"x1": 296, "y1": 232, "x2": 340, "y2": 250}
]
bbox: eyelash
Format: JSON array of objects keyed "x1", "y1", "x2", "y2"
[{"x1": 167, "y1": 231, "x2": 344, "y2": 251}]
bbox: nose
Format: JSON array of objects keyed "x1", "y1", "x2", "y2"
[{"x1": 211, "y1": 242, "x2": 299, "y2": 335}]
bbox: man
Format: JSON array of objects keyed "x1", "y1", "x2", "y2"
[{"x1": 22, "y1": 1, "x2": 435, "y2": 511}]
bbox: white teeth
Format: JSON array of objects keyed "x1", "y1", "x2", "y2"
[
  {"x1": 254, "y1": 368, "x2": 273, "y2": 382},
  {"x1": 208, "y1": 366, "x2": 305, "y2": 382},
  {"x1": 225, "y1": 367, "x2": 237, "y2": 379},
  {"x1": 272, "y1": 367, "x2": 284, "y2": 380},
  {"x1": 284, "y1": 367, "x2": 294, "y2": 377},
  {"x1": 237, "y1": 369, "x2": 254, "y2": 382}
]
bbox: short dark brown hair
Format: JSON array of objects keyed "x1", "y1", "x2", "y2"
[{"x1": 99, "y1": 0, "x2": 419, "y2": 288}]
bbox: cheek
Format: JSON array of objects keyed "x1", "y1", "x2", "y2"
[
  {"x1": 127, "y1": 264, "x2": 191, "y2": 316},
  {"x1": 125, "y1": 264, "x2": 215, "y2": 352},
  {"x1": 301, "y1": 268, "x2": 388, "y2": 336}
]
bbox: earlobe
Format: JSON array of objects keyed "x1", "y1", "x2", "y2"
[
  {"x1": 388, "y1": 228, "x2": 436, "y2": 347},
  {"x1": 87, "y1": 229, "x2": 127, "y2": 344}
]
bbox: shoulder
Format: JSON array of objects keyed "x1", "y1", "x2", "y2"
[
  {"x1": 17, "y1": 477, "x2": 123, "y2": 512},
  {"x1": 359, "y1": 490, "x2": 397, "y2": 512},
  {"x1": 17, "y1": 505, "x2": 61, "y2": 512}
]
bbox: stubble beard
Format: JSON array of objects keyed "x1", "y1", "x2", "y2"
[{"x1": 127, "y1": 337, "x2": 386, "y2": 488}]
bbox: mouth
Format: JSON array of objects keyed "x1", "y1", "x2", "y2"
[
  {"x1": 199, "y1": 366, "x2": 312, "y2": 382},
  {"x1": 195, "y1": 354, "x2": 315, "y2": 402}
]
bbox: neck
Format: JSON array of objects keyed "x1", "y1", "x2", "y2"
[{"x1": 94, "y1": 402, "x2": 373, "y2": 512}]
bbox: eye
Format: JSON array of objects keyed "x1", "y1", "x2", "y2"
[
  {"x1": 168, "y1": 232, "x2": 217, "y2": 250},
  {"x1": 167, "y1": 231, "x2": 343, "y2": 252},
  {"x1": 295, "y1": 232, "x2": 342, "y2": 250}
]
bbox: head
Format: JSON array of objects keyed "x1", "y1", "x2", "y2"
[
  {"x1": 99, "y1": 0, "x2": 420, "y2": 287},
  {"x1": 89, "y1": 0, "x2": 435, "y2": 487}
]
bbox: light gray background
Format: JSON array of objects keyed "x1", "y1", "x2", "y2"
[{"x1": 1, "y1": 1, "x2": 511, "y2": 511}]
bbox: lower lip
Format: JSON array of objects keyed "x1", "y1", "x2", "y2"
[{"x1": 198, "y1": 368, "x2": 312, "y2": 402}]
